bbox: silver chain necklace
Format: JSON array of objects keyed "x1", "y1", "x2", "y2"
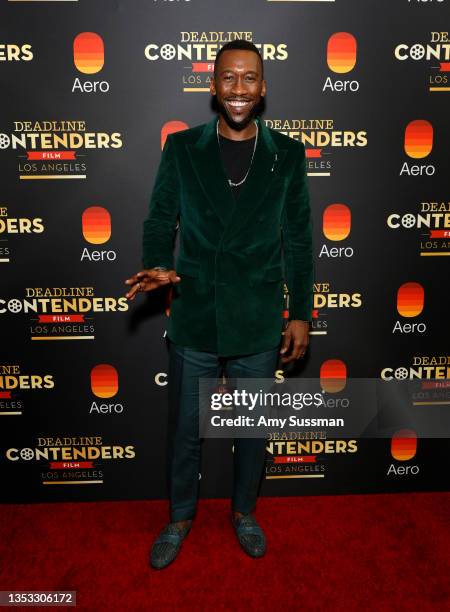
[{"x1": 216, "y1": 118, "x2": 258, "y2": 187}]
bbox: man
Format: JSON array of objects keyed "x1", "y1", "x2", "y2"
[{"x1": 125, "y1": 40, "x2": 313, "y2": 569}]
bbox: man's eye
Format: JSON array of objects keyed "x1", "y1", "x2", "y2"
[{"x1": 224, "y1": 76, "x2": 233, "y2": 81}]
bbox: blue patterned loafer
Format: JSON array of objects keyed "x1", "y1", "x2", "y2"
[
  {"x1": 231, "y1": 513, "x2": 266, "y2": 558},
  {"x1": 150, "y1": 521, "x2": 192, "y2": 569}
]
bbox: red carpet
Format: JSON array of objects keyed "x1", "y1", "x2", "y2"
[{"x1": 1, "y1": 493, "x2": 449, "y2": 611}]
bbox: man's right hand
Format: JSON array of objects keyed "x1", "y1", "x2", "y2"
[{"x1": 124, "y1": 268, "x2": 180, "y2": 301}]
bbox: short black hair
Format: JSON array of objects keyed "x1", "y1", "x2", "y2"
[{"x1": 214, "y1": 40, "x2": 264, "y2": 79}]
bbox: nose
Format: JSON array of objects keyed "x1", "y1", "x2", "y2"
[{"x1": 231, "y1": 75, "x2": 247, "y2": 96}]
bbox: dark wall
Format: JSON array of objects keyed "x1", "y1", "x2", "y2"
[{"x1": 1, "y1": 0, "x2": 449, "y2": 503}]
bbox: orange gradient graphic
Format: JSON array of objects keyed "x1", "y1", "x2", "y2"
[
  {"x1": 161, "y1": 121, "x2": 189, "y2": 150},
  {"x1": 320, "y1": 359, "x2": 347, "y2": 393},
  {"x1": 82, "y1": 206, "x2": 111, "y2": 244},
  {"x1": 391, "y1": 429, "x2": 417, "y2": 461},
  {"x1": 327, "y1": 32, "x2": 357, "y2": 73},
  {"x1": 397, "y1": 282, "x2": 424, "y2": 317},
  {"x1": 73, "y1": 32, "x2": 104, "y2": 74},
  {"x1": 165, "y1": 287, "x2": 173, "y2": 317},
  {"x1": 404, "y1": 120, "x2": 433, "y2": 158},
  {"x1": 323, "y1": 204, "x2": 351, "y2": 241},
  {"x1": 91, "y1": 364, "x2": 118, "y2": 398}
]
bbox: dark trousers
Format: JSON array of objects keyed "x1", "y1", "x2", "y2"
[{"x1": 166, "y1": 339, "x2": 280, "y2": 522}]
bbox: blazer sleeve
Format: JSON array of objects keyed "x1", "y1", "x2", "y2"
[
  {"x1": 281, "y1": 142, "x2": 314, "y2": 322},
  {"x1": 142, "y1": 133, "x2": 180, "y2": 270}
]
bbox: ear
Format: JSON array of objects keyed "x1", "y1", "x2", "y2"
[
  {"x1": 261, "y1": 79, "x2": 267, "y2": 97},
  {"x1": 210, "y1": 78, "x2": 216, "y2": 95}
]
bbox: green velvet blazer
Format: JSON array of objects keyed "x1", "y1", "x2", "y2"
[{"x1": 142, "y1": 114, "x2": 314, "y2": 357}]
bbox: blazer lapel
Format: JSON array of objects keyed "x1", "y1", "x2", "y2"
[
  {"x1": 185, "y1": 114, "x2": 288, "y2": 240},
  {"x1": 185, "y1": 115, "x2": 234, "y2": 228}
]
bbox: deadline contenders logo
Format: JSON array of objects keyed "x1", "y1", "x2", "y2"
[
  {"x1": 0, "y1": 363, "x2": 54, "y2": 417},
  {"x1": 144, "y1": 32, "x2": 288, "y2": 92},
  {"x1": 4, "y1": 435, "x2": 136, "y2": 486},
  {"x1": 0, "y1": 120, "x2": 123, "y2": 180},
  {"x1": 394, "y1": 31, "x2": 450, "y2": 92},
  {"x1": 311, "y1": 282, "x2": 362, "y2": 336},
  {"x1": 381, "y1": 354, "x2": 450, "y2": 381},
  {"x1": 265, "y1": 434, "x2": 357, "y2": 480},
  {"x1": 266, "y1": 359, "x2": 357, "y2": 479},
  {"x1": 0, "y1": 43, "x2": 33, "y2": 62},
  {"x1": 387, "y1": 199, "x2": 450, "y2": 256},
  {"x1": 265, "y1": 119, "x2": 367, "y2": 177},
  {"x1": 0, "y1": 286, "x2": 128, "y2": 341},
  {"x1": 0, "y1": 204, "x2": 44, "y2": 264}
]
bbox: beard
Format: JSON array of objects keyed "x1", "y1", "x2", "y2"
[{"x1": 213, "y1": 95, "x2": 264, "y2": 131}]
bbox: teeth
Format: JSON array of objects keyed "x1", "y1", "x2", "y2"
[{"x1": 228, "y1": 101, "x2": 248, "y2": 107}]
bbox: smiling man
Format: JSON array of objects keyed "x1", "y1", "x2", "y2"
[{"x1": 125, "y1": 39, "x2": 314, "y2": 569}]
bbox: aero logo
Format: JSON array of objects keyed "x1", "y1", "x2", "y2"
[
  {"x1": 82, "y1": 206, "x2": 111, "y2": 244},
  {"x1": 391, "y1": 429, "x2": 417, "y2": 461},
  {"x1": 323, "y1": 204, "x2": 351, "y2": 241},
  {"x1": 404, "y1": 120, "x2": 433, "y2": 158},
  {"x1": 161, "y1": 121, "x2": 190, "y2": 150},
  {"x1": 320, "y1": 359, "x2": 347, "y2": 393},
  {"x1": 397, "y1": 282, "x2": 424, "y2": 317},
  {"x1": 91, "y1": 364, "x2": 118, "y2": 398},
  {"x1": 327, "y1": 32, "x2": 357, "y2": 74},
  {"x1": 73, "y1": 32, "x2": 104, "y2": 74}
]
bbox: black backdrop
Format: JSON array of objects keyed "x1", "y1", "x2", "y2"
[{"x1": 1, "y1": 0, "x2": 449, "y2": 503}]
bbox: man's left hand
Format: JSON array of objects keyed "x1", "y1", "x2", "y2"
[{"x1": 280, "y1": 320, "x2": 309, "y2": 363}]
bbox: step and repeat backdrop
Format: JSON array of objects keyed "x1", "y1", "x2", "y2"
[{"x1": 1, "y1": 0, "x2": 449, "y2": 503}]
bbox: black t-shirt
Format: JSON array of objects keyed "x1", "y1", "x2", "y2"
[{"x1": 218, "y1": 133, "x2": 257, "y2": 200}]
